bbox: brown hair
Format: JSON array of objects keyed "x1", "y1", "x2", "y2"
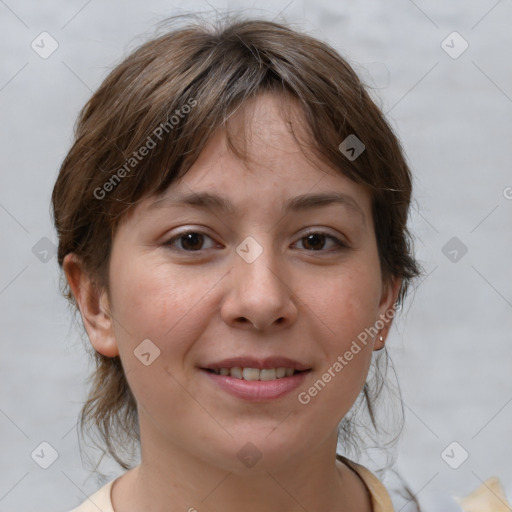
[{"x1": 52, "y1": 13, "x2": 421, "y2": 489}]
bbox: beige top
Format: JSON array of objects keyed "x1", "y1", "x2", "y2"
[
  {"x1": 339, "y1": 455, "x2": 395, "y2": 512},
  {"x1": 70, "y1": 456, "x2": 395, "y2": 512}
]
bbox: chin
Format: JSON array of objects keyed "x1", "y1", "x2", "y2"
[{"x1": 203, "y1": 431, "x2": 307, "y2": 475}]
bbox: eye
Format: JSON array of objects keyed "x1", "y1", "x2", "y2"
[
  {"x1": 164, "y1": 230, "x2": 218, "y2": 252},
  {"x1": 163, "y1": 229, "x2": 348, "y2": 254},
  {"x1": 294, "y1": 231, "x2": 347, "y2": 252}
]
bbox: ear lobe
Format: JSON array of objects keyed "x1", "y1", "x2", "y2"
[
  {"x1": 63, "y1": 253, "x2": 119, "y2": 358},
  {"x1": 373, "y1": 276, "x2": 402, "y2": 351}
]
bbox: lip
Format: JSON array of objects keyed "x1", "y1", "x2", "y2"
[
  {"x1": 202, "y1": 368, "x2": 310, "y2": 402},
  {"x1": 202, "y1": 356, "x2": 311, "y2": 371}
]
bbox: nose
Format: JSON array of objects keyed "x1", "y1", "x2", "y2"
[{"x1": 220, "y1": 241, "x2": 298, "y2": 331}]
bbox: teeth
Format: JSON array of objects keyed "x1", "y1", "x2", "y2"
[
  {"x1": 276, "y1": 367, "x2": 286, "y2": 378},
  {"x1": 259, "y1": 369, "x2": 276, "y2": 381},
  {"x1": 230, "y1": 367, "x2": 243, "y2": 379},
  {"x1": 211, "y1": 367, "x2": 298, "y2": 380},
  {"x1": 242, "y1": 368, "x2": 260, "y2": 381}
]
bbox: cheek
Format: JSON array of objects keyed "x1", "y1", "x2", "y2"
[
  {"x1": 109, "y1": 256, "x2": 208, "y2": 339},
  {"x1": 298, "y1": 254, "x2": 382, "y2": 410},
  {"x1": 107, "y1": 256, "x2": 219, "y2": 422},
  {"x1": 107, "y1": 254, "x2": 222, "y2": 390},
  {"x1": 310, "y1": 256, "x2": 382, "y2": 346}
]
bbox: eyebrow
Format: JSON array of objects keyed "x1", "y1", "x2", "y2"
[{"x1": 148, "y1": 191, "x2": 366, "y2": 223}]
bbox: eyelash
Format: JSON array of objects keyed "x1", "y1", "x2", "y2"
[{"x1": 163, "y1": 229, "x2": 348, "y2": 254}]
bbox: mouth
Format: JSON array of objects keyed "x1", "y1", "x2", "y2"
[
  {"x1": 203, "y1": 367, "x2": 306, "y2": 381},
  {"x1": 200, "y1": 357, "x2": 312, "y2": 401}
]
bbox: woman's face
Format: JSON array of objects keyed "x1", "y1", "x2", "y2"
[{"x1": 98, "y1": 93, "x2": 398, "y2": 472}]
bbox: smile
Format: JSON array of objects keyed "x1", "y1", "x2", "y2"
[
  {"x1": 206, "y1": 367, "x2": 300, "y2": 380},
  {"x1": 201, "y1": 368, "x2": 310, "y2": 401}
]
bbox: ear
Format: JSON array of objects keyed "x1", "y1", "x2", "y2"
[
  {"x1": 373, "y1": 276, "x2": 402, "y2": 351},
  {"x1": 63, "y1": 253, "x2": 119, "y2": 357}
]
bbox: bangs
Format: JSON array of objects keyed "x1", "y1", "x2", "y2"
[{"x1": 83, "y1": 21, "x2": 374, "y2": 227}]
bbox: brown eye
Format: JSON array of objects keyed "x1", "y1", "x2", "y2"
[
  {"x1": 295, "y1": 232, "x2": 346, "y2": 252},
  {"x1": 302, "y1": 233, "x2": 326, "y2": 251},
  {"x1": 165, "y1": 231, "x2": 216, "y2": 252},
  {"x1": 179, "y1": 233, "x2": 204, "y2": 251}
]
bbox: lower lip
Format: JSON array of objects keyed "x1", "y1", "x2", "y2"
[{"x1": 202, "y1": 369, "x2": 310, "y2": 402}]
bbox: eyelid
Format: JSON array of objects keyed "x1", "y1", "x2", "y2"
[
  {"x1": 294, "y1": 229, "x2": 349, "y2": 250},
  {"x1": 163, "y1": 228, "x2": 218, "y2": 253},
  {"x1": 163, "y1": 227, "x2": 349, "y2": 254}
]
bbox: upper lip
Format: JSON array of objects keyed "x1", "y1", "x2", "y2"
[{"x1": 202, "y1": 356, "x2": 311, "y2": 371}]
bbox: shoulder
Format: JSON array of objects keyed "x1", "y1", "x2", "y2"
[
  {"x1": 337, "y1": 455, "x2": 395, "y2": 512},
  {"x1": 69, "y1": 479, "x2": 116, "y2": 512}
]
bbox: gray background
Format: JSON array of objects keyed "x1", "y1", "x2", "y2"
[{"x1": 1, "y1": 1, "x2": 511, "y2": 511}]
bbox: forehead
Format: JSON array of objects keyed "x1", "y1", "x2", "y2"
[
  {"x1": 138, "y1": 93, "x2": 372, "y2": 224},
  {"x1": 162, "y1": 94, "x2": 368, "y2": 201}
]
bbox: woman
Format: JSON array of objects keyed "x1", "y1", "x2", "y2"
[{"x1": 52, "y1": 15, "x2": 421, "y2": 511}]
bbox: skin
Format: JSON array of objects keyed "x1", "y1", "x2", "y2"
[{"x1": 64, "y1": 93, "x2": 400, "y2": 512}]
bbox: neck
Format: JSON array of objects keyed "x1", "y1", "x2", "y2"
[{"x1": 111, "y1": 422, "x2": 366, "y2": 512}]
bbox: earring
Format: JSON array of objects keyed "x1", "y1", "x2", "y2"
[{"x1": 379, "y1": 336, "x2": 384, "y2": 342}]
